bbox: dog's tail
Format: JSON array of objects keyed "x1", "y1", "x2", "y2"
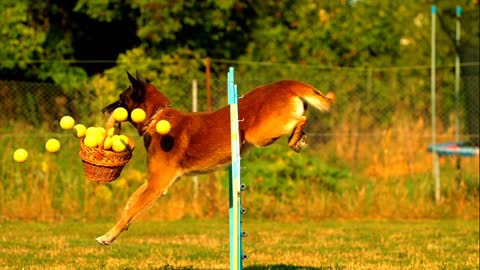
[{"x1": 291, "y1": 82, "x2": 335, "y2": 112}]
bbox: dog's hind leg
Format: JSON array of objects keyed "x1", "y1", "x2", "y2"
[
  {"x1": 96, "y1": 173, "x2": 178, "y2": 245},
  {"x1": 288, "y1": 115, "x2": 308, "y2": 153}
]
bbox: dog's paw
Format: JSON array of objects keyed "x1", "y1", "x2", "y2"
[
  {"x1": 290, "y1": 134, "x2": 308, "y2": 153},
  {"x1": 96, "y1": 235, "x2": 112, "y2": 246}
]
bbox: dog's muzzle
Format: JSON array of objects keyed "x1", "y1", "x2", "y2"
[{"x1": 102, "y1": 100, "x2": 122, "y2": 116}]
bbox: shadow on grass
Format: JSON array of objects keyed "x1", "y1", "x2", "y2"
[
  {"x1": 244, "y1": 264, "x2": 344, "y2": 270},
  {"x1": 154, "y1": 264, "x2": 343, "y2": 270}
]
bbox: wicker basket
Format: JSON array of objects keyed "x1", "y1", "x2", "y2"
[{"x1": 79, "y1": 116, "x2": 135, "y2": 182}]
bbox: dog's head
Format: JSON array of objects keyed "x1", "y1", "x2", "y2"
[
  {"x1": 102, "y1": 71, "x2": 148, "y2": 116},
  {"x1": 102, "y1": 71, "x2": 171, "y2": 116},
  {"x1": 102, "y1": 71, "x2": 171, "y2": 135}
]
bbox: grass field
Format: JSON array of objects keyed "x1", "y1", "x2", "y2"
[{"x1": 0, "y1": 219, "x2": 478, "y2": 270}]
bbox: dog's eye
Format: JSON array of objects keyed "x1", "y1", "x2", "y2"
[{"x1": 132, "y1": 92, "x2": 142, "y2": 102}]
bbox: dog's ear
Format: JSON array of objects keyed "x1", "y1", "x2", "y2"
[
  {"x1": 128, "y1": 71, "x2": 144, "y2": 88},
  {"x1": 127, "y1": 71, "x2": 145, "y2": 102},
  {"x1": 136, "y1": 70, "x2": 146, "y2": 84}
]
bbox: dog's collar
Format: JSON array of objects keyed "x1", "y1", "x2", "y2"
[{"x1": 141, "y1": 104, "x2": 171, "y2": 135}]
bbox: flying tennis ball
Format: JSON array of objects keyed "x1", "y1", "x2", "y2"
[
  {"x1": 113, "y1": 107, "x2": 128, "y2": 122},
  {"x1": 84, "y1": 135, "x2": 99, "y2": 148},
  {"x1": 112, "y1": 137, "x2": 127, "y2": 152},
  {"x1": 131, "y1": 108, "x2": 146, "y2": 123},
  {"x1": 59, "y1": 116, "x2": 75, "y2": 130},
  {"x1": 13, "y1": 148, "x2": 28, "y2": 163},
  {"x1": 72, "y1": 124, "x2": 87, "y2": 138},
  {"x1": 156, "y1": 120, "x2": 171, "y2": 134},
  {"x1": 45, "y1": 138, "x2": 61, "y2": 153}
]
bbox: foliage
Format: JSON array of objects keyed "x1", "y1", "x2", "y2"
[
  {"x1": 239, "y1": 0, "x2": 475, "y2": 68},
  {"x1": 37, "y1": 62, "x2": 89, "y2": 95},
  {"x1": 2, "y1": 0, "x2": 477, "y2": 78},
  {"x1": 0, "y1": 1, "x2": 46, "y2": 69},
  {"x1": 87, "y1": 46, "x2": 205, "y2": 112},
  {"x1": 0, "y1": 0, "x2": 478, "y2": 114},
  {"x1": 74, "y1": 0, "x2": 126, "y2": 22},
  {"x1": 241, "y1": 141, "x2": 350, "y2": 199}
]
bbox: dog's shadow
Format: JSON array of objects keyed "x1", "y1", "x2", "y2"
[
  {"x1": 244, "y1": 265, "x2": 343, "y2": 270},
  {"x1": 155, "y1": 264, "x2": 342, "y2": 270}
]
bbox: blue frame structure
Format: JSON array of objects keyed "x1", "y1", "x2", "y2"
[{"x1": 429, "y1": 6, "x2": 479, "y2": 204}]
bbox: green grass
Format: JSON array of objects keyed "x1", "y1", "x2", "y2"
[{"x1": 0, "y1": 219, "x2": 478, "y2": 269}]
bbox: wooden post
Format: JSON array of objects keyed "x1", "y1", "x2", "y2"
[
  {"x1": 205, "y1": 57, "x2": 212, "y2": 112},
  {"x1": 192, "y1": 80, "x2": 199, "y2": 201}
]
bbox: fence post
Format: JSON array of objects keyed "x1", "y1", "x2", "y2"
[
  {"x1": 455, "y1": 6, "x2": 462, "y2": 186},
  {"x1": 192, "y1": 80, "x2": 199, "y2": 201},
  {"x1": 431, "y1": 5, "x2": 441, "y2": 205}
]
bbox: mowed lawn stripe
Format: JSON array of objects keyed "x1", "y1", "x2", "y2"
[{"x1": 0, "y1": 219, "x2": 477, "y2": 269}]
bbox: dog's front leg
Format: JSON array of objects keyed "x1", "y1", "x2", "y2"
[{"x1": 96, "y1": 180, "x2": 169, "y2": 245}]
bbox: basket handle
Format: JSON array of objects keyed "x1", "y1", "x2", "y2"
[{"x1": 95, "y1": 114, "x2": 121, "y2": 160}]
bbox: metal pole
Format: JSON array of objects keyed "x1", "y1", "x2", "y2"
[
  {"x1": 455, "y1": 6, "x2": 462, "y2": 187},
  {"x1": 455, "y1": 6, "x2": 461, "y2": 142},
  {"x1": 431, "y1": 5, "x2": 441, "y2": 205}
]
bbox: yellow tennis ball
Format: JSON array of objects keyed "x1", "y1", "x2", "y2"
[
  {"x1": 156, "y1": 120, "x2": 171, "y2": 134},
  {"x1": 107, "y1": 126, "x2": 120, "y2": 137},
  {"x1": 103, "y1": 136, "x2": 113, "y2": 150},
  {"x1": 83, "y1": 135, "x2": 99, "y2": 148},
  {"x1": 131, "y1": 108, "x2": 146, "y2": 123},
  {"x1": 97, "y1": 134, "x2": 106, "y2": 146},
  {"x1": 112, "y1": 137, "x2": 127, "y2": 152},
  {"x1": 96, "y1": 127, "x2": 105, "y2": 137},
  {"x1": 13, "y1": 148, "x2": 28, "y2": 162},
  {"x1": 60, "y1": 116, "x2": 75, "y2": 130},
  {"x1": 85, "y1": 127, "x2": 99, "y2": 137},
  {"x1": 72, "y1": 124, "x2": 87, "y2": 138},
  {"x1": 45, "y1": 138, "x2": 61, "y2": 153},
  {"x1": 113, "y1": 107, "x2": 128, "y2": 122},
  {"x1": 119, "y1": 134, "x2": 129, "y2": 144}
]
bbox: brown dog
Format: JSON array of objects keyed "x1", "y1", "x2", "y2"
[{"x1": 96, "y1": 71, "x2": 335, "y2": 245}]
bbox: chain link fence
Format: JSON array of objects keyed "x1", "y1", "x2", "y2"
[
  {"x1": 1, "y1": 62, "x2": 478, "y2": 164},
  {"x1": 0, "y1": 80, "x2": 90, "y2": 130}
]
